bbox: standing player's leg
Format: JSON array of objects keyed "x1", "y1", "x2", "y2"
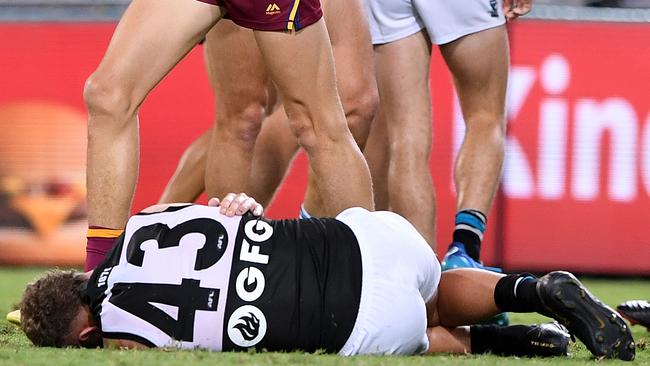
[
  {"x1": 300, "y1": 0, "x2": 378, "y2": 217},
  {"x1": 161, "y1": 105, "x2": 295, "y2": 207},
  {"x1": 202, "y1": 22, "x2": 272, "y2": 201},
  {"x1": 369, "y1": 31, "x2": 437, "y2": 246},
  {"x1": 84, "y1": 0, "x2": 223, "y2": 270},
  {"x1": 254, "y1": 19, "x2": 374, "y2": 215},
  {"x1": 439, "y1": 26, "x2": 509, "y2": 268},
  {"x1": 160, "y1": 0, "x2": 377, "y2": 210},
  {"x1": 159, "y1": 23, "x2": 277, "y2": 204},
  {"x1": 244, "y1": 0, "x2": 378, "y2": 212},
  {"x1": 159, "y1": 22, "x2": 272, "y2": 204},
  {"x1": 363, "y1": 111, "x2": 390, "y2": 211},
  {"x1": 247, "y1": 105, "x2": 300, "y2": 205}
]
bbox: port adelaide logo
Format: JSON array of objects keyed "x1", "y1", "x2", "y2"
[
  {"x1": 228, "y1": 305, "x2": 267, "y2": 347},
  {"x1": 227, "y1": 219, "x2": 273, "y2": 347}
]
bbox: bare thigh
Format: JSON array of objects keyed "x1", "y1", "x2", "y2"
[
  {"x1": 88, "y1": 0, "x2": 225, "y2": 112},
  {"x1": 204, "y1": 22, "x2": 272, "y2": 127},
  {"x1": 439, "y1": 26, "x2": 509, "y2": 122},
  {"x1": 427, "y1": 268, "x2": 502, "y2": 328},
  {"x1": 370, "y1": 30, "x2": 436, "y2": 246},
  {"x1": 202, "y1": 21, "x2": 276, "y2": 198}
]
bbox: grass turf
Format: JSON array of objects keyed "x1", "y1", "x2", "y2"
[{"x1": 0, "y1": 267, "x2": 647, "y2": 365}]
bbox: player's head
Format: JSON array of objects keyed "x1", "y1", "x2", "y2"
[{"x1": 20, "y1": 270, "x2": 101, "y2": 348}]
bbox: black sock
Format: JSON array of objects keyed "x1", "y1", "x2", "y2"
[
  {"x1": 494, "y1": 273, "x2": 551, "y2": 316},
  {"x1": 471, "y1": 324, "x2": 504, "y2": 355},
  {"x1": 470, "y1": 324, "x2": 558, "y2": 357},
  {"x1": 451, "y1": 209, "x2": 486, "y2": 261}
]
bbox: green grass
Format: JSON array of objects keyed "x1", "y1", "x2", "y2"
[{"x1": 0, "y1": 267, "x2": 648, "y2": 365}]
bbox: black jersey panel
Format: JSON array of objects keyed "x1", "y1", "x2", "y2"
[{"x1": 222, "y1": 214, "x2": 362, "y2": 353}]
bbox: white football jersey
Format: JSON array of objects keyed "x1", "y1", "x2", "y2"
[
  {"x1": 83, "y1": 204, "x2": 363, "y2": 352},
  {"x1": 87, "y1": 205, "x2": 243, "y2": 350}
]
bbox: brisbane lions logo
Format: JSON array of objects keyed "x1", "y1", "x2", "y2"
[{"x1": 227, "y1": 305, "x2": 267, "y2": 347}]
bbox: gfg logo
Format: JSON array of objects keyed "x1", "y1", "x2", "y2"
[{"x1": 227, "y1": 219, "x2": 273, "y2": 347}]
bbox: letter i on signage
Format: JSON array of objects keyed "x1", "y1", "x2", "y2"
[{"x1": 538, "y1": 54, "x2": 570, "y2": 199}]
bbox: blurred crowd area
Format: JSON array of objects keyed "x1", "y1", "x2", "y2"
[{"x1": 3, "y1": 0, "x2": 650, "y2": 8}]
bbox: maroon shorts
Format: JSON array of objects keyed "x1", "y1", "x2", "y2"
[{"x1": 198, "y1": 0, "x2": 323, "y2": 31}]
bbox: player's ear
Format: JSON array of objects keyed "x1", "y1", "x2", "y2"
[
  {"x1": 78, "y1": 326, "x2": 102, "y2": 348},
  {"x1": 78, "y1": 325, "x2": 97, "y2": 340}
]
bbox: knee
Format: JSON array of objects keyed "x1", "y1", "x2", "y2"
[
  {"x1": 286, "y1": 110, "x2": 342, "y2": 153},
  {"x1": 343, "y1": 86, "x2": 379, "y2": 149},
  {"x1": 83, "y1": 72, "x2": 136, "y2": 130},
  {"x1": 464, "y1": 112, "x2": 506, "y2": 142},
  {"x1": 284, "y1": 100, "x2": 353, "y2": 153},
  {"x1": 287, "y1": 113, "x2": 318, "y2": 152},
  {"x1": 217, "y1": 104, "x2": 265, "y2": 151}
]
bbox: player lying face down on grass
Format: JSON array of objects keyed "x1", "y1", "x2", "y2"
[{"x1": 18, "y1": 193, "x2": 635, "y2": 360}]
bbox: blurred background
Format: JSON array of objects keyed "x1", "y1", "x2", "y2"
[{"x1": 0, "y1": 0, "x2": 649, "y2": 276}]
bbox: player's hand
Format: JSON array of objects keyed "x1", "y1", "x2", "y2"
[
  {"x1": 208, "y1": 193, "x2": 263, "y2": 217},
  {"x1": 503, "y1": 0, "x2": 532, "y2": 21}
]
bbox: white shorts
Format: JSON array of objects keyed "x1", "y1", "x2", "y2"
[
  {"x1": 363, "y1": 0, "x2": 506, "y2": 45},
  {"x1": 336, "y1": 208, "x2": 441, "y2": 356}
]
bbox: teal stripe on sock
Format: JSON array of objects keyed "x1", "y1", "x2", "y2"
[{"x1": 455, "y1": 211, "x2": 486, "y2": 232}]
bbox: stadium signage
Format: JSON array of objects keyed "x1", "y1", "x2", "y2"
[{"x1": 454, "y1": 54, "x2": 650, "y2": 202}]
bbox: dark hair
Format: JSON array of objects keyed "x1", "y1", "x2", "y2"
[{"x1": 20, "y1": 270, "x2": 87, "y2": 347}]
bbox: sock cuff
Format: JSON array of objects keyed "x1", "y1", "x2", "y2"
[
  {"x1": 87, "y1": 227, "x2": 124, "y2": 238},
  {"x1": 299, "y1": 204, "x2": 312, "y2": 219},
  {"x1": 494, "y1": 273, "x2": 538, "y2": 313},
  {"x1": 85, "y1": 235, "x2": 120, "y2": 271},
  {"x1": 455, "y1": 209, "x2": 487, "y2": 231}
]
